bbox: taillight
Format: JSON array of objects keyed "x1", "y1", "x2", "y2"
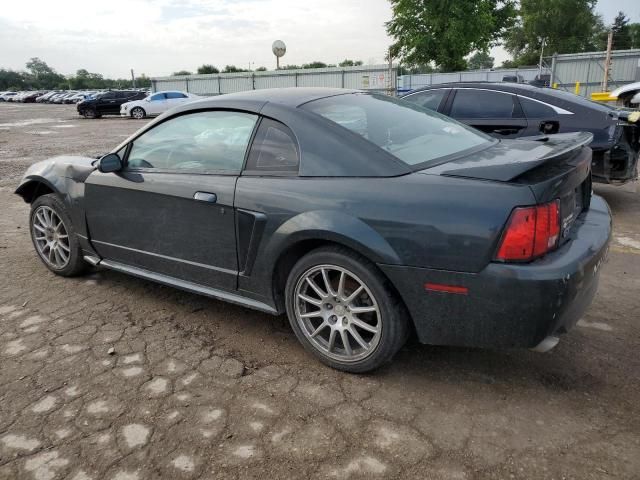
[{"x1": 495, "y1": 200, "x2": 560, "y2": 262}]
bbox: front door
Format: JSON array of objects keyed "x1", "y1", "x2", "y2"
[
  {"x1": 84, "y1": 109, "x2": 259, "y2": 291},
  {"x1": 97, "y1": 92, "x2": 119, "y2": 115},
  {"x1": 146, "y1": 92, "x2": 168, "y2": 115}
]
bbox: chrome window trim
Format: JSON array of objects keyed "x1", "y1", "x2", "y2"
[{"x1": 405, "y1": 87, "x2": 574, "y2": 115}]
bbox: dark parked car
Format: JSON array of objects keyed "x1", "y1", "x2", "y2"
[
  {"x1": 16, "y1": 88, "x2": 611, "y2": 372},
  {"x1": 402, "y1": 82, "x2": 639, "y2": 184},
  {"x1": 77, "y1": 90, "x2": 146, "y2": 118}
]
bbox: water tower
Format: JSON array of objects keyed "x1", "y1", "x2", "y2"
[{"x1": 272, "y1": 40, "x2": 286, "y2": 69}]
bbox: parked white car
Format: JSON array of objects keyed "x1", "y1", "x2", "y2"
[
  {"x1": 120, "y1": 91, "x2": 198, "y2": 119},
  {"x1": 0, "y1": 91, "x2": 18, "y2": 101}
]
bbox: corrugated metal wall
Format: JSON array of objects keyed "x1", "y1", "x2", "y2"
[
  {"x1": 151, "y1": 65, "x2": 396, "y2": 96},
  {"x1": 551, "y1": 49, "x2": 640, "y2": 97},
  {"x1": 398, "y1": 50, "x2": 640, "y2": 98}
]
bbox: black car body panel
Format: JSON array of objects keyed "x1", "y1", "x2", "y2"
[
  {"x1": 16, "y1": 88, "x2": 611, "y2": 351},
  {"x1": 77, "y1": 90, "x2": 147, "y2": 116},
  {"x1": 382, "y1": 195, "x2": 611, "y2": 347},
  {"x1": 403, "y1": 82, "x2": 639, "y2": 184}
]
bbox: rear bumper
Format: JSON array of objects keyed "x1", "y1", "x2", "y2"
[{"x1": 380, "y1": 195, "x2": 612, "y2": 349}]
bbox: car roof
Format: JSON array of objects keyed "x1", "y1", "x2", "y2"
[
  {"x1": 406, "y1": 82, "x2": 544, "y2": 94},
  {"x1": 183, "y1": 87, "x2": 358, "y2": 110}
]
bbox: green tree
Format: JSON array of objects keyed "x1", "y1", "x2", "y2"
[
  {"x1": 197, "y1": 64, "x2": 219, "y2": 74},
  {"x1": 172, "y1": 70, "x2": 192, "y2": 76},
  {"x1": 24, "y1": 57, "x2": 65, "y2": 89},
  {"x1": 504, "y1": 0, "x2": 606, "y2": 66},
  {"x1": 609, "y1": 11, "x2": 640, "y2": 50},
  {"x1": 255, "y1": 66, "x2": 267, "y2": 71},
  {"x1": 467, "y1": 51, "x2": 495, "y2": 69},
  {"x1": 25, "y1": 57, "x2": 55, "y2": 78},
  {"x1": 386, "y1": 0, "x2": 516, "y2": 72},
  {"x1": 222, "y1": 65, "x2": 249, "y2": 73},
  {"x1": 0, "y1": 69, "x2": 27, "y2": 90},
  {"x1": 338, "y1": 59, "x2": 364, "y2": 67},
  {"x1": 629, "y1": 24, "x2": 640, "y2": 49},
  {"x1": 302, "y1": 61, "x2": 328, "y2": 69},
  {"x1": 280, "y1": 64, "x2": 301, "y2": 70}
]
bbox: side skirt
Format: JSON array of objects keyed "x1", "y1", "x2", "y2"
[{"x1": 99, "y1": 259, "x2": 278, "y2": 315}]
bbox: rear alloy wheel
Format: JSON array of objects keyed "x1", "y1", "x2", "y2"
[
  {"x1": 30, "y1": 194, "x2": 87, "y2": 277},
  {"x1": 131, "y1": 107, "x2": 146, "y2": 119},
  {"x1": 285, "y1": 247, "x2": 408, "y2": 372},
  {"x1": 83, "y1": 108, "x2": 98, "y2": 119}
]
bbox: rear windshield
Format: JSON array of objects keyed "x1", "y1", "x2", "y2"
[{"x1": 302, "y1": 93, "x2": 492, "y2": 166}]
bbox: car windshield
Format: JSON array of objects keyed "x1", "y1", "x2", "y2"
[{"x1": 302, "y1": 93, "x2": 492, "y2": 166}]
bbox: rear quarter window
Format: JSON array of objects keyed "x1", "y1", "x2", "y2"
[
  {"x1": 519, "y1": 96, "x2": 557, "y2": 118},
  {"x1": 244, "y1": 118, "x2": 299, "y2": 174}
]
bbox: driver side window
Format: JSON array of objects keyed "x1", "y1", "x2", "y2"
[{"x1": 127, "y1": 111, "x2": 258, "y2": 173}]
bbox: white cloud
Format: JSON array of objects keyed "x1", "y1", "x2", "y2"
[{"x1": 0, "y1": 0, "x2": 393, "y2": 77}]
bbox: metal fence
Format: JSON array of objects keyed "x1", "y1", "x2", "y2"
[
  {"x1": 151, "y1": 65, "x2": 397, "y2": 96},
  {"x1": 549, "y1": 49, "x2": 640, "y2": 97},
  {"x1": 398, "y1": 49, "x2": 640, "y2": 98}
]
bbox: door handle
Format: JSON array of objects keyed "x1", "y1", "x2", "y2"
[
  {"x1": 194, "y1": 191, "x2": 217, "y2": 203},
  {"x1": 492, "y1": 128, "x2": 519, "y2": 135}
]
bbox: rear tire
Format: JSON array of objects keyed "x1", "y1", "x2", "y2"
[
  {"x1": 131, "y1": 107, "x2": 146, "y2": 119},
  {"x1": 29, "y1": 194, "x2": 88, "y2": 277},
  {"x1": 285, "y1": 246, "x2": 409, "y2": 373}
]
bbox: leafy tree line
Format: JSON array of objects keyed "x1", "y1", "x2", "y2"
[
  {"x1": 387, "y1": 0, "x2": 640, "y2": 72},
  {"x1": 0, "y1": 58, "x2": 151, "y2": 91}
]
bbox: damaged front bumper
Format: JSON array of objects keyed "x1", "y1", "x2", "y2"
[{"x1": 593, "y1": 111, "x2": 640, "y2": 184}]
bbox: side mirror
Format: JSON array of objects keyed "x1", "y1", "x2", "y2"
[{"x1": 97, "y1": 153, "x2": 123, "y2": 173}]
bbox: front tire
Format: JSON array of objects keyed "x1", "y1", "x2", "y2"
[
  {"x1": 131, "y1": 107, "x2": 146, "y2": 119},
  {"x1": 285, "y1": 246, "x2": 409, "y2": 373},
  {"x1": 30, "y1": 194, "x2": 88, "y2": 277},
  {"x1": 82, "y1": 108, "x2": 100, "y2": 119}
]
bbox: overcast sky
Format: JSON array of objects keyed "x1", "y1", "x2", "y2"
[{"x1": 1, "y1": 0, "x2": 639, "y2": 78}]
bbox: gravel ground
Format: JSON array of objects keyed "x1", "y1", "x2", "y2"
[{"x1": 0, "y1": 103, "x2": 639, "y2": 480}]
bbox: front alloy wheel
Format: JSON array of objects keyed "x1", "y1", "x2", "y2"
[
  {"x1": 32, "y1": 205, "x2": 70, "y2": 269},
  {"x1": 29, "y1": 193, "x2": 88, "y2": 277},
  {"x1": 131, "y1": 107, "x2": 145, "y2": 119}
]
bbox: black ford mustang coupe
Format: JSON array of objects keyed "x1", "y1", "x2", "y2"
[{"x1": 16, "y1": 88, "x2": 611, "y2": 372}]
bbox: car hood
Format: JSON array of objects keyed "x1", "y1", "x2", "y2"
[{"x1": 419, "y1": 132, "x2": 593, "y2": 182}]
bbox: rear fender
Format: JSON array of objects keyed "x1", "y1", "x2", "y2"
[{"x1": 266, "y1": 210, "x2": 403, "y2": 267}]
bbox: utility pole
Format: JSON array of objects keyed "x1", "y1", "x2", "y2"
[
  {"x1": 538, "y1": 38, "x2": 546, "y2": 78},
  {"x1": 387, "y1": 47, "x2": 394, "y2": 96},
  {"x1": 131, "y1": 69, "x2": 136, "y2": 88},
  {"x1": 603, "y1": 30, "x2": 613, "y2": 91}
]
